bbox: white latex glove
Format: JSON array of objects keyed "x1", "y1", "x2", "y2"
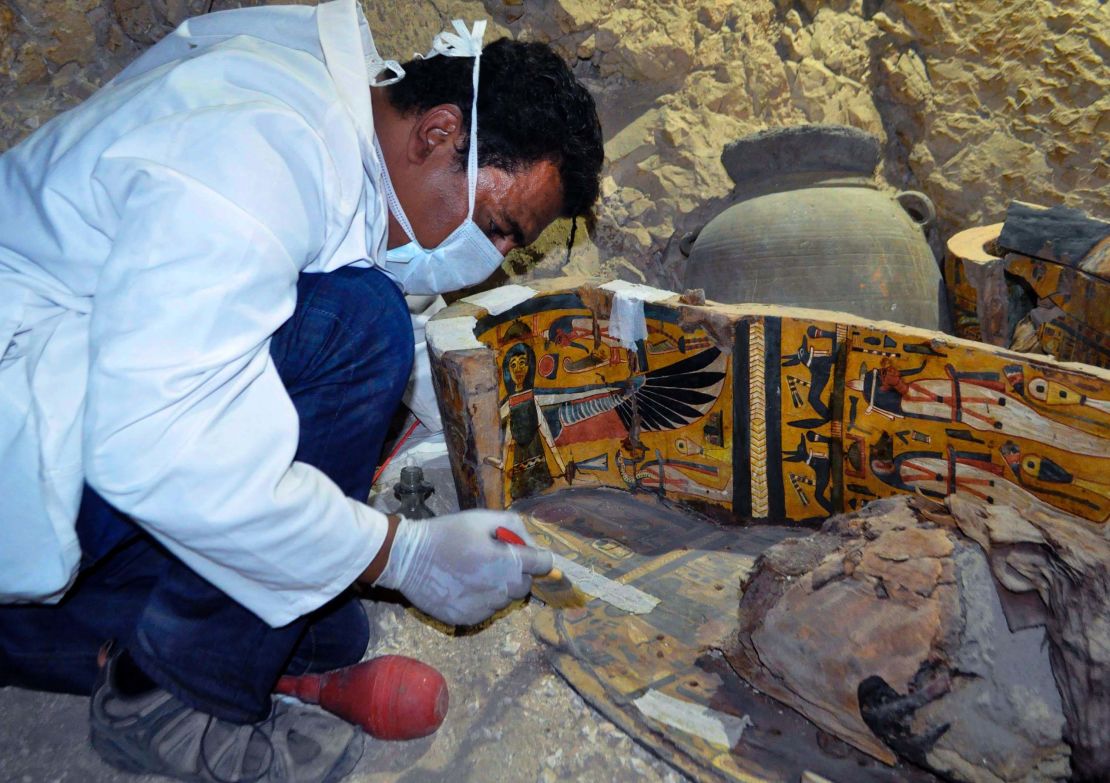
[{"x1": 374, "y1": 510, "x2": 553, "y2": 626}]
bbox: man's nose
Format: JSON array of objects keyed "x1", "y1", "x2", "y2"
[{"x1": 491, "y1": 236, "x2": 515, "y2": 257}]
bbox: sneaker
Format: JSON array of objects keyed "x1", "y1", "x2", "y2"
[{"x1": 89, "y1": 646, "x2": 364, "y2": 782}]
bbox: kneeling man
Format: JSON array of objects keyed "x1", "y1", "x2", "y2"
[{"x1": 0, "y1": 1, "x2": 603, "y2": 780}]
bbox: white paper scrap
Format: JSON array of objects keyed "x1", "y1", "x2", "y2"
[
  {"x1": 607, "y1": 290, "x2": 646, "y2": 349},
  {"x1": 460, "y1": 284, "x2": 536, "y2": 316},
  {"x1": 425, "y1": 316, "x2": 482, "y2": 355},
  {"x1": 552, "y1": 553, "x2": 659, "y2": 614},
  {"x1": 633, "y1": 689, "x2": 754, "y2": 749},
  {"x1": 600, "y1": 279, "x2": 676, "y2": 303}
]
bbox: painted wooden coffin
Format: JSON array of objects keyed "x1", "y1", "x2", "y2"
[
  {"x1": 426, "y1": 277, "x2": 1110, "y2": 526},
  {"x1": 946, "y1": 201, "x2": 1109, "y2": 368}
]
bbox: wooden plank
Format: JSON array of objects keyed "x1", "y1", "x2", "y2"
[
  {"x1": 997, "y1": 200, "x2": 1110, "y2": 281},
  {"x1": 430, "y1": 347, "x2": 503, "y2": 510}
]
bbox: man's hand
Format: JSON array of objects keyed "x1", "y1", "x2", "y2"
[{"x1": 367, "y1": 510, "x2": 553, "y2": 626}]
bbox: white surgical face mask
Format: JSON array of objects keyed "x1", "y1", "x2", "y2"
[{"x1": 374, "y1": 20, "x2": 503, "y2": 296}]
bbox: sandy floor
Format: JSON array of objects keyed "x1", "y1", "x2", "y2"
[
  {"x1": 0, "y1": 434, "x2": 688, "y2": 782},
  {"x1": 0, "y1": 597, "x2": 689, "y2": 783}
]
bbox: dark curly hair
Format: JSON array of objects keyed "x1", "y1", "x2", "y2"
[{"x1": 386, "y1": 38, "x2": 603, "y2": 220}]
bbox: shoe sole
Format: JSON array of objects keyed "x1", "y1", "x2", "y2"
[
  {"x1": 90, "y1": 726, "x2": 154, "y2": 776},
  {"x1": 91, "y1": 722, "x2": 365, "y2": 782},
  {"x1": 324, "y1": 733, "x2": 365, "y2": 783}
]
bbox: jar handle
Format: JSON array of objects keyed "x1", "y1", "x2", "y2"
[
  {"x1": 896, "y1": 190, "x2": 936, "y2": 229},
  {"x1": 678, "y1": 227, "x2": 702, "y2": 257}
]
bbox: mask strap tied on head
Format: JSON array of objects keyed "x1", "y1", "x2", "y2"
[
  {"x1": 366, "y1": 52, "x2": 405, "y2": 88},
  {"x1": 364, "y1": 21, "x2": 406, "y2": 87},
  {"x1": 422, "y1": 19, "x2": 486, "y2": 220},
  {"x1": 371, "y1": 20, "x2": 503, "y2": 296}
]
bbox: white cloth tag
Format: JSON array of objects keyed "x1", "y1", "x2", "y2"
[
  {"x1": 551, "y1": 553, "x2": 659, "y2": 614},
  {"x1": 608, "y1": 290, "x2": 647, "y2": 349},
  {"x1": 633, "y1": 689, "x2": 753, "y2": 749}
]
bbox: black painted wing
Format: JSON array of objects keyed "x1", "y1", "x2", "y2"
[{"x1": 615, "y1": 347, "x2": 727, "y2": 432}]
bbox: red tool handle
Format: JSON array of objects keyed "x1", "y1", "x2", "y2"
[{"x1": 495, "y1": 526, "x2": 525, "y2": 546}]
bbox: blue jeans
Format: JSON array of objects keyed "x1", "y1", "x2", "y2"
[{"x1": 0, "y1": 267, "x2": 414, "y2": 723}]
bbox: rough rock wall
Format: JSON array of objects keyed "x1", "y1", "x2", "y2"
[
  {"x1": 3, "y1": 0, "x2": 1107, "y2": 290},
  {"x1": 0, "y1": 0, "x2": 493, "y2": 139},
  {"x1": 500, "y1": 0, "x2": 1109, "y2": 289}
]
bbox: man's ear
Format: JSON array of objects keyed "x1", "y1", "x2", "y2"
[{"x1": 407, "y1": 104, "x2": 465, "y2": 165}]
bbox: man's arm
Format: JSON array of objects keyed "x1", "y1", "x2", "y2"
[{"x1": 359, "y1": 514, "x2": 399, "y2": 584}]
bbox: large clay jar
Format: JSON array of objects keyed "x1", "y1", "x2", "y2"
[{"x1": 683, "y1": 126, "x2": 945, "y2": 330}]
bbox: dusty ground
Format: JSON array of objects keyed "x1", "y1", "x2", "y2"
[
  {"x1": 0, "y1": 429, "x2": 687, "y2": 783},
  {"x1": 0, "y1": 597, "x2": 690, "y2": 783}
]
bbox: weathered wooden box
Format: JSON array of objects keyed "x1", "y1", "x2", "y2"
[{"x1": 945, "y1": 201, "x2": 1109, "y2": 368}]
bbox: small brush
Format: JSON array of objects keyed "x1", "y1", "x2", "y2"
[{"x1": 495, "y1": 526, "x2": 588, "y2": 609}]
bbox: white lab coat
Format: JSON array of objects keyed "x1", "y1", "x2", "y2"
[{"x1": 0, "y1": 0, "x2": 398, "y2": 626}]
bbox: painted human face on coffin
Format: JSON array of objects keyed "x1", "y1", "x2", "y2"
[
  {"x1": 508, "y1": 353, "x2": 531, "y2": 391},
  {"x1": 503, "y1": 343, "x2": 536, "y2": 394}
]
